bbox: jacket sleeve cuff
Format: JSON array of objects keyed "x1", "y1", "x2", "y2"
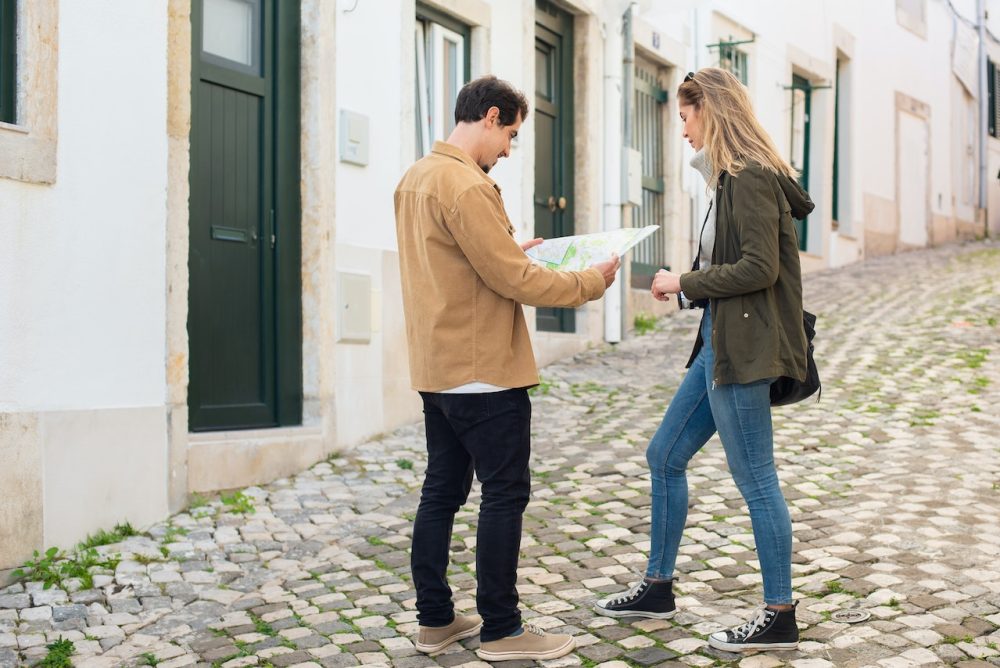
[
  {"x1": 585, "y1": 267, "x2": 607, "y2": 299},
  {"x1": 679, "y1": 271, "x2": 702, "y2": 299}
]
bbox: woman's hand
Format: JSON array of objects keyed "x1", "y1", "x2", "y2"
[{"x1": 651, "y1": 269, "x2": 682, "y2": 302}]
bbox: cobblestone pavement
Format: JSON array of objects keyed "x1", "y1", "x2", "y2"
[{"x1": 3, "y1": 241, "x2": 1000, "y2": 668}]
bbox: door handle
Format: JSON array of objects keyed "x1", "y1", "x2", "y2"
[
  {"x1": 547, "y1": 195, "x2": 557, "y2": 212},
  {"x1": 558, "y1": 196, "x2": 567, "y2": 210}
]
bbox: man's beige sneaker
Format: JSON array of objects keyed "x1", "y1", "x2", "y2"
[
  {"x1": 414, "y1": 614, "x2": 483, "y2": 654},
  {"x1": 476, "y1": 624, "x2": 575, "y2": 662}
]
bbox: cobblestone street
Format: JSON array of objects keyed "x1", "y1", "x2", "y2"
[{"x1": 2, "y1": 241, "x2": 1000, "y2": 668}]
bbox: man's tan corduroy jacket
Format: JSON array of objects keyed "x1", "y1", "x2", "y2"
[{"x1": 394, "y1": 141, "x2": 606, "y2": 392}]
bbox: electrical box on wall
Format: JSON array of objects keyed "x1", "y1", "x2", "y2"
[
  {"x1": 337, "y1": 272, "x2": 372, "y2": 343},
  {"x1": 623, "y1": 147, "x2": 643, "y2": 206},
  {"x1": 339, "y1": 110, "x2": 370, "y2": 166}
]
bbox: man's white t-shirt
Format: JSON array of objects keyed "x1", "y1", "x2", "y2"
[{"x1": 439, "y1": 382, "x2": 509, "y2": 394}]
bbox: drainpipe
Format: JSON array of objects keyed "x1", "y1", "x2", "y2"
[
  {"x1": 978, "y1": 0, "x2": 988, "y2": 229},
  {"x1": 602, "y1": 7, "x2": 625, "y2": 343},
  {"x1": 623, "y1": 4, "x2": 636, "y2": 151}
]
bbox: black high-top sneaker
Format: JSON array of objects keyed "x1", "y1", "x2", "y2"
[
  {"x1": 594, "y1": 579, "x2": 676, "y2": 619},
  {"x1": 708, "y1": 603, "x2": 799, "y2": 652}
]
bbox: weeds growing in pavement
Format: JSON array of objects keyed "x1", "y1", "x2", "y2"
[
  {"x1": 633, "y1": 311, "x2": 658, "y2": 335},
  {"x1": 36, "y1": 637, "x2": 74, "y2": 668},
  {"x1": 78, "y1": 521, "x2": 140, "y2": 550},
  {"x1": 220, "y1": 491, "x2": 256, "y2": 515}
]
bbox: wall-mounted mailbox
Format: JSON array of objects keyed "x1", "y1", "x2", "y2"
[{"x1": 337, "y1": 272, "x2": 372, "y2": 343}]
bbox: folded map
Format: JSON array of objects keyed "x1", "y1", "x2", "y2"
[{"x1": 525, "y1": 225, "x2": 660, "y2": 271}]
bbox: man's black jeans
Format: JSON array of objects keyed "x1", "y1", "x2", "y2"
[{"x1": 412, "y1": 388, "x2": 531, "y2": 642}]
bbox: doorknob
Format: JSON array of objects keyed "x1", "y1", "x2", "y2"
[
  {"x1": 558, "y1": 196, "x2": 567, "y2": 210},
  {"x1": 547, "y1": 195, "x2": 557, "y2": 212}
]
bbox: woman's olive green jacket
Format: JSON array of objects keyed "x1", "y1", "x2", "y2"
[{"x1": 678, "y1": 162, "x2": 815, "y2": 386}]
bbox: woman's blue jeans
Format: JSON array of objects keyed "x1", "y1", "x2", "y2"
[{"x1": 645, "y1": 306, "x2": 793, "y2": 604}]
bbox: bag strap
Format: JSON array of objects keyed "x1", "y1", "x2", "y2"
[{"x1": 691, "y1": 199, "x2": 713, "y2": 272}]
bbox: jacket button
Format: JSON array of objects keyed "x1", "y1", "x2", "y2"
[{"x1": 743, "y1": 313, "x2": 749, "y2": 318}]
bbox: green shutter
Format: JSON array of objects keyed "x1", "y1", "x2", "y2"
[
  {"x1": 0, "y1": 0, "x2": 16, "y2": 124},
  {"x1": 832, "y1": 63, "x2": 840, "y2": 223},
  {"x1": 990, "y1": 59, "x2": 997, "y2": 139}
]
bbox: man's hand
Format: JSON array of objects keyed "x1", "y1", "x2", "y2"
[
  {"x1": 520, "y1": 237, "x2": 544, "y2": 252},
  {"x1": 651, "y1": 269, "x2": 681, "y2": 301},
  {"x1": 591, "y1": 254, "x2": 621, "y2": 289}
]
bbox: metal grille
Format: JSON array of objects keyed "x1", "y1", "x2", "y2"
[
  {"x1": 719, "y1": 45, "x2": 748, "y2": 85},
  {"x1": 630, "y1": 61, "x2": 666, "y2": 288}
]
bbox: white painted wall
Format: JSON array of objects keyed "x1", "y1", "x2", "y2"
[
  {"x1": 0, "y1": 1, "x2": 168, "y2": 412},
  {"x1": 0, "y1": 1, "x2": 170, "y2": 558}
]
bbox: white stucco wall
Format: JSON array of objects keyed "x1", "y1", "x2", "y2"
[
  {"x1": 0, "y1": 1, "x2": 170, "y2": 562},
  {"x1": 0, "y1": 1, "x2": 168, "y2": 412}
]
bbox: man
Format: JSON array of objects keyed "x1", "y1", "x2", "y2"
[{"x1": 394, "y1": 75, "x2": 619, "y2": 662}]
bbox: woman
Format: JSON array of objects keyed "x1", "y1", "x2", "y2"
[{"x1": 594, "y1": 68, "x2": 814, "y2": 653}]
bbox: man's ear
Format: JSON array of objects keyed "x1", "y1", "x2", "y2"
[{"x1": 485, "y1": 106, "x2": 501, "y2": 127}]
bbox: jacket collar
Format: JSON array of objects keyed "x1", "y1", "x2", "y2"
[{"x1": 431, "y1": 141, "x2": 500, "y2": 192}]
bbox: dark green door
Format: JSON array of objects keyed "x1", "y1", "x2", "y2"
[
  {"x1": 189, "y1": 0, "x2": 301, "y2": 431},
  {"x1": 790, "y1": 74, "x2": 811, "y2": 251},
  {"x1": 534, "y1": 2, "x2": 574, "y2": 333}
]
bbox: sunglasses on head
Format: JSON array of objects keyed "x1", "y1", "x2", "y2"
[{"x1": 684, "y1": 71, "x2": 696, "y2": 83}]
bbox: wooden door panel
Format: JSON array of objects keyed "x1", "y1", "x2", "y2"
[
  {"x1": 534, "y1": 3, "x2": 574, "y2": 333},
  {"x1": 189, "y1": 0, "x2": 275, "y2": 430}
]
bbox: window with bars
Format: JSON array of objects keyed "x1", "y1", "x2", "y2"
[
  {"x1": 719, "y1": 44, "x2": 748, "y2": 85},
  {"x1": 0, "y1": 0, "x2": 16, "y2": 124},
  {"x1": 629, "y1": 59, "x2": 667, "y2": 289},
  {"x1": 415, "y1": 4, "x2": 470, "y2": 159}
]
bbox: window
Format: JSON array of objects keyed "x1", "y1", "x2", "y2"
[
  {"x1": 415, "y1": 4, "x2": 470, "y2": 158},
  {"x1": 719, "y1": 44, "x2": 748, "y2": 85},
  {"x1": 789, "y1": 74, "x2": 811, "y2": 251},
  {"x1": 0, "y1": 0, "x2": 57, "y2": 183},
  {"x1": 630, "y1": 58, "x2": 667, "y2": 289},
  {"x1": 0, "y1": 0, "x2": 15, "y2": 124}
]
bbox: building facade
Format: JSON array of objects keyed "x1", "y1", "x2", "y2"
[{"x1": 0, "y1": 0, "x2": 990, "y2": 570}]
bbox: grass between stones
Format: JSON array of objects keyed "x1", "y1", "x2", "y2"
[{"x1": 35, "y1": 637, "x2": 74, "y2": 668}]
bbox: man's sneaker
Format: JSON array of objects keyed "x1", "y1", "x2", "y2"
[
  {"x1": 414, "y1": 613, "x2": 483, "y2": 654},
  {"x1": 708, "y1": 603, "x2": 799, "y2": 652},
  {"x1": 476, "y1": 624, "x2": 575, "y2": 662},
  {"x1": 594, "y1": 579, "x2": 676, "y2": 619}
]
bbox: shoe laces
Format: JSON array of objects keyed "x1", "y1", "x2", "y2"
[
  {"x1": 731, "y1": 606, "x2": 773, "y2": 640},
  {"x1": 607, "y1": 580, "x2": 648, "y2": 607},
  {"x1": 522, "y1": 623, "x2": 545, "y2": 637}
]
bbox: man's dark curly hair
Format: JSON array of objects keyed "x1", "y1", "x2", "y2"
[{"x1": 454, "y1": 75, "x2": 529, "y2": 126}]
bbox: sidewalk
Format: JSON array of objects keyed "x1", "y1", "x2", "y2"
[{"x1": 2, "y1": 240, "x2": 999, "y2": 667}]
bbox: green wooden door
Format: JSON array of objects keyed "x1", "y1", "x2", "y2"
[
  {"x1": 189, "y1": 0, "x2": 301, "y2": 431},
  {"x1": 534, "y1": 2, "x2": 574, "y2": 333},
  {"x1": 790, "y1": 74, "x2": 811, "y2": 251}
]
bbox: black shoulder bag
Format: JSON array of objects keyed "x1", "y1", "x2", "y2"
[{"x1": 769, "y1": 310, "x2": 821, "y2": 406}]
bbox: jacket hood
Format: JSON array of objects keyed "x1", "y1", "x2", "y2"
[{"x1": 777, "y1": 173, "x2": 815, "y2": 220}]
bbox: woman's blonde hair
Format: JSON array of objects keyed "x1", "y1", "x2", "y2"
[{"x1": 678, "y1": 67, "x2": 797, "y2": 184}]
